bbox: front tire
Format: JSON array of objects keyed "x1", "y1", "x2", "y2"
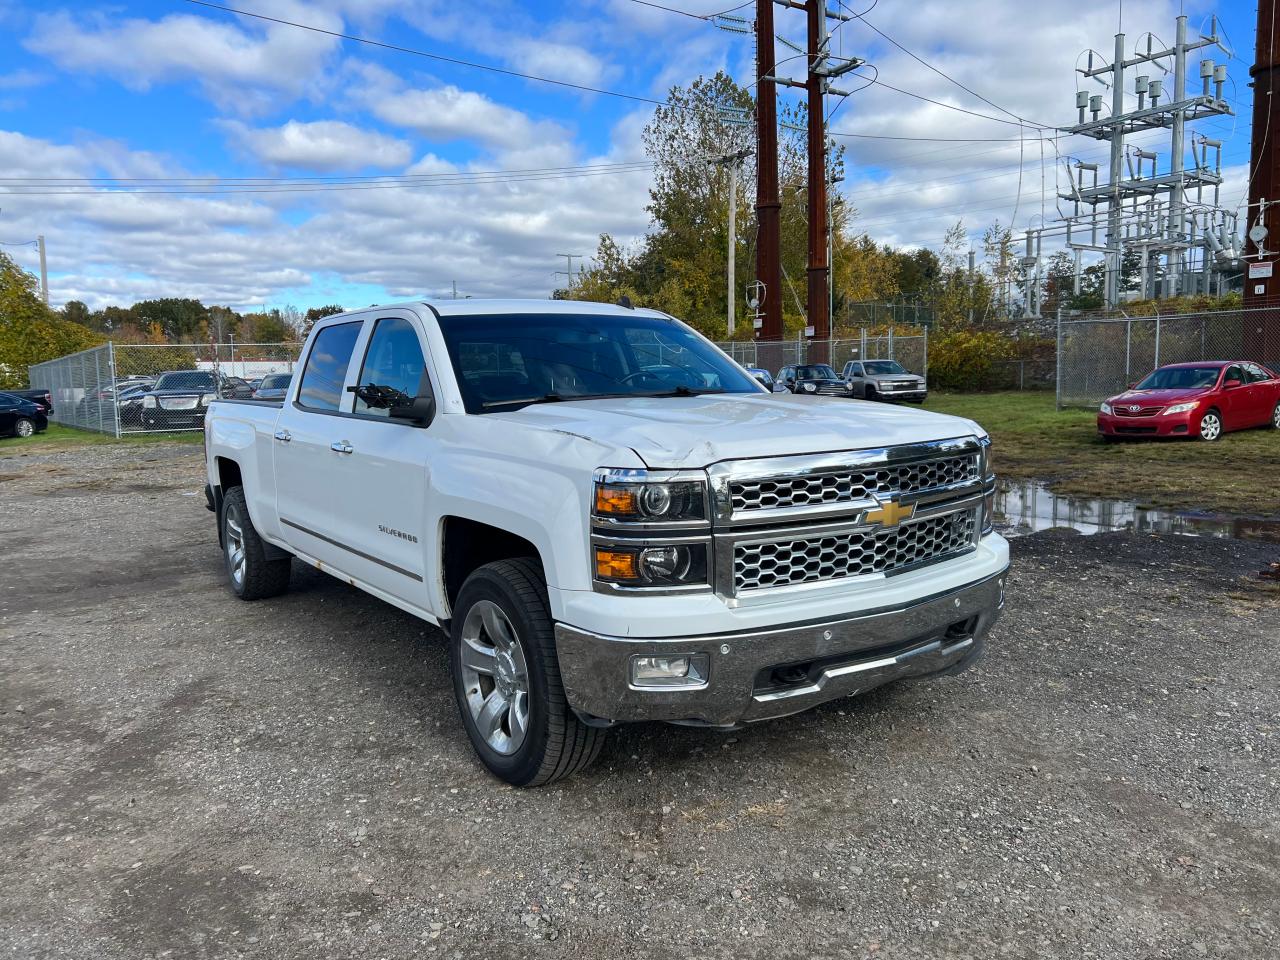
[
  {"x1": 221, "y1": 486, "x2": 291, "y2": 600},
  {"x1": 1198, "y1": 409, "x2": 1223, "y2": 442},
  {"x1": 14, "y1": 417, "x2": 35, "y2": 438},
  {"x1": 865, "y1": 385, "x2": 879, "y2": 403},
  {"x1": 450, "y1": 558, "x2": 605, "y2": 787}
]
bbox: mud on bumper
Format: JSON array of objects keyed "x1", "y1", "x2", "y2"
[{"x1": 555, "y1": 569, "x2": 1008, "y2": 726}]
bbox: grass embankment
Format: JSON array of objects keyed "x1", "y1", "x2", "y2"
[
  {"x1": 924, "y1": 392, "x2": 1280, "y2": 515},
  {"x1": 0, "y1": 423, "x2": 203, "y2": 452}
]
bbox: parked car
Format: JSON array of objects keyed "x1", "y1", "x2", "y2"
[
  {"x1": 205, "y1": 299, "x2": 1008, "y2": 787},
  {"x1": 138, "y1": 370, "x2": 246, "y2": 430},
  {"x1": 777, "y1": 363, "x2": 849, "y2": 396},
  {"x1": 0, "y1": 392, "x2": 49, "y2": 438},
  {"x1": 744, "y1": 366, "x2": 775, "y2": 389},
  {"x1": 843, "y1": 359, "x2": 928, "y2": 403},
  {"x1": 252, "y1": 372, "x2": 292, "y2": 401},
  {"x1": 116, "y1": 382, "x2": 156, "y2": 426},
  {"x1": 1098, "y1": 361, "x2": 1280, "y2": 441},
  {"x1": 9, "y1": 388, "x2": 53, "y2": 415}
]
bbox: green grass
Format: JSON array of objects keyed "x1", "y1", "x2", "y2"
[
  {"x1": 922, "y1": 391, "x2": 1280, "y2": 515},
  {"x1": 1, "y1": 423, "x2": 203, "y2": 452}
]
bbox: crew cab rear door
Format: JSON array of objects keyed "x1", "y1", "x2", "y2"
[{"x1": 273, "y1": 317, "x2": 366, "y2": 576}]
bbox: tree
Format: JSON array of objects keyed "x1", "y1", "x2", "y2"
[
  {"x1": 302, "y1": 304, "x2": 344, "y2": 336},
  {"x1": 131, "y1": 298, "x2": 209, "y2": 342},
  {"x1": 0, "y1": 251, "x2": 101, "y2": 388}
]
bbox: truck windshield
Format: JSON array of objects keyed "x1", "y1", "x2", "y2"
[
  {"x1": 155, "y1": 372, "x2": 216, "y2": 391},
  {"x1": 436, "y1": 312, "x2": 762, "y2": 413},
  {"x1": 864, "y1": 361, "x2": 906, "y2": 375}
]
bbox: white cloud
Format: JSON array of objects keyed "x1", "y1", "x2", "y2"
[
  {"x1": 223, "y1": 119, "x2": 412, "y2": 171},
  {"x1": 24, "y1": 1, "x2": 341, "y2": 111},
  {"x1": 0, "y1": 121, "x2": 656, "y2": 312},
  {"x1": 367, "y1": 83, "x2": 553, "y2": 149}
]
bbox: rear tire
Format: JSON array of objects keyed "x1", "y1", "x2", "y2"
[
  {"x1": 449, "y1": 558, "x2": 605, "y2": 787},
  {"x1": 221, "y1": 486, "x2": 291, "y2": 600},
  {"x1": 1269, "y1": 402, "x2": 1280, "y2": 430},
  {"x1": 14, "y1": 418, "x2": 35, "y2": 438}
]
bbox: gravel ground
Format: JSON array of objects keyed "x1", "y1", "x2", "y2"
[{"x1": 1, "y1": 441, "x2": 1277, "y2": 960}]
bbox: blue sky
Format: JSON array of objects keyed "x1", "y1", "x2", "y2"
[{"x1": 0, "y1": 0, "x2": 1258, "y2": 312}]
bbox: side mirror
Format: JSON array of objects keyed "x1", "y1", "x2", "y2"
[
  {"x1": 1223, "y1": 378, "x2": 1243, "y2": 390},
  {"x1": 1127, "y1": 382, "x2": 1137, "y2": 390},
  {"x1": 390, "y1": 393, "x2": 436, "y2": 426},
  {"x1": 753, "y1": 374, "x2": 769, "y2": 387}
]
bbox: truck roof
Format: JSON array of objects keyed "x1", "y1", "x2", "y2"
[{"x1": 330, "y1": 298, "x2": 670, "y2": 321}]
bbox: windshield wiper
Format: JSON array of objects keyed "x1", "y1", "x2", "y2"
[{"x1": 641, "y1": 385, "x2": 725, "y2": 398}]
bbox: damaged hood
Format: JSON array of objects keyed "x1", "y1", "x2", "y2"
[{"x1": 489, "y1": 393, "x2": 985, "y2": 469}]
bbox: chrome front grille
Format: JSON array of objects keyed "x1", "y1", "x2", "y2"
[
  {"x1": 733, "y1": 511, "x2": 977, "y2": 592},
  {"x1": 729, "y1": 454, "x2": 978, "y2": 512}
]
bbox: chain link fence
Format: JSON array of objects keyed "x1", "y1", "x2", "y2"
[
  {"x1": 716, "y1": 329, "x2": 929, "y2": 381},
  {"x1": 1056, "y1": 309, "x2": 1280, "y2": 409},
  {"x1": 28, "y1": 341, "x2": 301, "y2": 436}
]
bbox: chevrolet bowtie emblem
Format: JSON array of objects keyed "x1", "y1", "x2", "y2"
[{"x1": 865, "y1": 497, "x2": 915, "y2": 528}]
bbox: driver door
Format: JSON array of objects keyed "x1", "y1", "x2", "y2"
[{"x1": 339, "y1": 313, "x2": 438, "y2": 608}]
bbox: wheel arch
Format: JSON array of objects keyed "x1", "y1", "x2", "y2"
[{"x1": 440, "y1": 516, "x2": 546, "y2": 618}]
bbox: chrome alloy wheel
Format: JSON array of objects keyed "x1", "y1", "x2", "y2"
[
  {"x1": 460, "y1": 600, "x2": 530, "y2": 756},
  {"x1": 15, "y1": 419, "x2": 34, "y2": 438},
  {"x1": 225, "y1": 511, "x2": 247, "y2": 587},
  {"x1": 1273, "y1": 403, "x2": 1280, "y2": 429},
  {"x1": 1199, "y1": 411, "x2": 1222, "y2": 441}
]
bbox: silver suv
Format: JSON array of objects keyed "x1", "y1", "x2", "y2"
[{"x1": 843, "y1": 360, "x2": 927, "y2": 403}]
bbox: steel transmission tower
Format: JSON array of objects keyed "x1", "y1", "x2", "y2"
[{"x1": 1056, "y1": 15, "x2": 1236, "y2": 310}]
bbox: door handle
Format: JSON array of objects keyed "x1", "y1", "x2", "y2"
[
  {"x1": 274, "y1": 429, "x2": 291, "y2": 443},
  {"x1": 330, "y1": 440, "x2": 354, "y2": 455}
]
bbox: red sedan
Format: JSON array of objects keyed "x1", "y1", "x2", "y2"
[{"x1": 1097, "y1": 361, "x2": 1280, "y2": 442}]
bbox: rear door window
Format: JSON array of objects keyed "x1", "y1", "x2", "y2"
[{"x1": 298, "y1": 321, "x2": 362, "y2": 411}]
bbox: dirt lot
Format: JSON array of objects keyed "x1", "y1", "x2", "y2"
[{"x1": 1, "y1": 441, "x2": 1278, "y2": 960}]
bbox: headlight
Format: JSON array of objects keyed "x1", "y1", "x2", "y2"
[
  {"x1": 593, "y1": 469, "x2": 707, "y2": 523},
  {"x1": 200, "y1": 392, "x2": 216, "y2": 405},
  {"x1": 594, "y1": 543, "x2": 709, "y2": 587},
  {"x1": 142, "y1": 395, "x2": 157, "y2": 408},
  {"x1": 1099, "y1": 402, "x2": 1112, "y2": 415},
  {"x1": 802, "y1": 382, "x2": 817, "y2": 393},
  {"x1": 1163, "y1": 401, "x2": 1198, "y2": 415}
]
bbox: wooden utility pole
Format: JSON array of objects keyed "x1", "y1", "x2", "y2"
[
  {"x1": 1246, "y1": 0, "x2": 1280, "y2": 363},
  {"x1": 805, "y1": 0, "x2": 829, "y2": 361},
  {"x1": 1247, "y1": 2, "x2": 1280, "y2": 302},
  {"x1": 754, "y1": 0, "x2": 782, "y2": 342}
]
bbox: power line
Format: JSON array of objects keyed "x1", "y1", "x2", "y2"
[
  {"x1": 621, "y1": 0, "x2": 755, "y2": 21},
  {"x1": 181, "y1": 0, "x2": 672, "y2": 106},
  {"x1": 863, "y1": 76, "x2": 1054, "y2": 129},
  {"x1": 0, "y1": 160, "x2": 654, "y2": 186},
  {"x1": 855, "y1": 15, "x2": 1055, "y2": 129},
  {"x1": 0, "y1": 164, "x2": 656, "y2": 196}
]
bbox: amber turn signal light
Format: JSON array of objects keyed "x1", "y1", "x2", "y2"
[
  {"x1": 595, "y1": 548, "x2": 638, "y2": 580},
  {"x1": 594, "y1": 485, "x2": 637, "y2": 515}
]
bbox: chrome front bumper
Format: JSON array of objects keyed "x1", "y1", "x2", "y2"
[{"x1": 555, "y1": 568, "x2": 1008, "y2": 726}]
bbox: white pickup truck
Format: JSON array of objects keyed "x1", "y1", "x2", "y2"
[{"x1": 204, "y1": 299, "x2": 1008, "y2": 786}]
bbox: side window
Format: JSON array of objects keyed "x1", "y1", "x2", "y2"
[
  {"x1": 0, "y1": 395, "x2": 15, "y2": 408},
  {"x1": 298, "y1": 321, "x2": 362, "y2": 411},
  {"x1": 1246, "y1": 363, "x2": 1271, "y2": 383},
  {"x1": 849, "y1": 363, "x2": 863, "y2": 376},
  {"x1": 1224, "y1": 364, "x2": 1244, "y2": 385},
  {"x1": 353, "y1": 317, "x2": 428, "y2": 418}
]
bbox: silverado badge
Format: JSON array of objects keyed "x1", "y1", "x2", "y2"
[{"x1": 865, "y1": 496, "x2": 915, "y2": 529}]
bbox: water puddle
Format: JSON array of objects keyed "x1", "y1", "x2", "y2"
[{"x1": 994, "y1": 479, "x2": 1280, "y2": 544}]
